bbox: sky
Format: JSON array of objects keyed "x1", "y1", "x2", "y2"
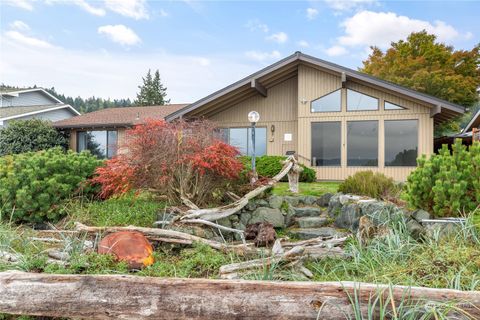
[{"x1": 1, "y1": 0, "x2": 479, "y2": 103}]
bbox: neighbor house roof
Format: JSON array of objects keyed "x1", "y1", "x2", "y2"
[
  {"x1": 166, "y1": 51, "x2": 465, "y2": 123},
  {"x1": 463, "y1": 109, "x2": 480, "y2": 133},
  {"x1": 53, "y1": 104, "x2": 188, "y2": 129},
  {"x1": 0, "y1": 104, "x2": 80, "y2": 121},
  {"x1": 0, "y1": 88, "x2": 63, "y2": 104}
]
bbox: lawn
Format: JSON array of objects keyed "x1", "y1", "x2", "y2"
[{"x1": 271, "y1": 181, "x2": 340, "y2": 197}]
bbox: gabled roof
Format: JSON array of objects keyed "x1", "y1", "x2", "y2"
[
  {"x1": 166, "y1": 51, "x2": 465, "y2": 122},
  {"x1": 53, "y1": 104, "x2": 188, "y2": 129},
  {"x1": 0, "y1": 88, "x2": 63, "y2": 104},
  {"x1": 0, "y1": 104, "x2": 80, "y2": 121},
  {"x1": 463, "y1": 109, "x2": 480, "y2": 133}
]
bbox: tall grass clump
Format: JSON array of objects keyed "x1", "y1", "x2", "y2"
[{"x1": 338, "y1": 171, "x2": 400, "y2": 200}]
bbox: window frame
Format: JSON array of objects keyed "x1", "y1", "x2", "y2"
[
  {"x1": 310, "y1": 88, "x2": 342, "y2": 113},
  {"x1": 76, "y1": 129, "x2": 118, "y2": 159},
  {"x1": 384, "y1": 119, "x2": 418, "y2": 167},
  {"x1": 346, "y1": 88, "x2": 379, "y2": 112},
  {"x1": 346, "y1": 120, "x2": 379, "y2": 167},
  {"x1": 310, "y1": 121, "x2": 342, "y2": 167},
  {"x1": 220, "y1": 126, "x2": 268, "y2": 157}
]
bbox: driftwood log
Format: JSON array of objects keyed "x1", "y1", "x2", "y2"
[{"x1": 0, "y1": 271, "x2": 479, "y2": 319}]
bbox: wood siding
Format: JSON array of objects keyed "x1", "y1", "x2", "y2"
[
  {"x1": 0, "y1": 91, "x2": 57, "y2": 107},
  {"x1": 210, "y1": 76, "x2": 298, "y2": 156}
]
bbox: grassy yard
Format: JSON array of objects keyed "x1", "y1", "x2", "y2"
[{"x1": 271, "y1": 181, "x2": 340, "y2": 197}]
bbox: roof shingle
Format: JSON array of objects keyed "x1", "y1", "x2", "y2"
[{"x1": 0, "y1": 104, "x2": 69, "y2": 119}]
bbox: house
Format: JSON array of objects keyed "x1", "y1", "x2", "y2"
[
  {"x1": 435, "y1": 109, "x2": 480, "y2": 149},
  {"x1": 53, "y1": 105, "x2": 187, "y2": 159},
  {"x1": 0, "y1": 88, "x2": 80, "y2": 128},
  {"x1": 166, "y1": 52, "x2": 465, "y2": 181}
]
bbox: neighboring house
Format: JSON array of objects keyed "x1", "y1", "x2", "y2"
[
  {"x1": 166, "y1": 52, "x2": 465, "y2": 181},
  {"x1": 0, "y1": 88, "x2": 80, "y2": 128},
  {"x1": 435, "y1": 109, "x2": 480, "y2": 149},
  {"x1": 53, "y1": 105, "x2": 187, "y2": 159}
]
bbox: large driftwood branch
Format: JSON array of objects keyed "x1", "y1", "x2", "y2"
[
  {"x1": 180, "y1": 219, "x2": 246, "y2": 245},
  {"x1": 0, "y1": 271, "x2": 479, "y2": 319},
  {"x1": 180, "y1": 156, "x2": 297, "y2": 221}
]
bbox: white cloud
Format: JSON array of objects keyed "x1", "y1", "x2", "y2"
[
  {"x1": 10, "y1": 20, "x2": 30, "y2": 31},
  {"x1": 158, "y1": 9, "x2": 169, "y2": 17},
  {"x1": 73, "y1": 0, "x2": 105, "y2": 16},
  {"x1": 306, "y1": 8, "x2": 319, "y2": 20},
  {"x1": 325, "y1": 45, "x2": 348, "y2": 56},
  {"x1": 245, "y1": 19, "x2": 269, "y2": 33},
  {"x1": 1, "y1": 35, "x2": 257, "y2": 103},
  {"x1": 245, "y1": 50, "x2": 281, "y2": 62},
  {"x1": 3, "y1": 0, "x2": 35, "y2": 11},
  {"x1": 5, "y1": 30, "x2": 54, "y2": 48},
  {"x1": 297, "y1": 40, "x2": 310, "y2": 48},
  {"x1": 104, "y1": 0, "x2": 149, "y2": 20},
  {"x1": 338, "y1": 11, "x2": 463, "y2": 49},
  {"x1": 324, "y1": 0, "x2": 377, "y2": 12},
  {"x1": 266, "y1": 32, "x2": 288, "y2": 44},
  {"x1": 98, "y1": 25, "x2": 141, "y2": 46}
]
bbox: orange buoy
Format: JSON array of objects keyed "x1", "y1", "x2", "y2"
[{"x1": 98, "y1": 231, "x2": 154, "y2": 269}]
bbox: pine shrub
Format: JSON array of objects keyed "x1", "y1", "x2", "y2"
[
  {"x1": 338, "y1": 171, "x2": 398, "y2": 199},
  {"x1": 406, "y1": 140, "x2": 480, "y2": 217},
  {"x1": 240, "y1": 155, "x2": 316, "y2": 182},
  {"x1": 0, "y1": 148, "x2": 101, "y2": 223}
]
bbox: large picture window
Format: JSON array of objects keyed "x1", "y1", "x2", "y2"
[
  {"x1": 347, "y1": 121, "x2": 378, "y2": 166},
  {"x1": 385, "y1": 120, "x2": 418, "y2": 166},
  {"x1": 311, "y1": 89, "x2": 341, "y2": 112},
  {"x1": 77, "y1": 130, "x2": 118, "y2": 159},
  {"x1": 347, "y1": 89, "x2": 378, "y2": 111},
  {"x1": 220, "y1": 127, "x2": 267, "y2": 156},
  {"x1": 311, "y1": 122, "x2": 341, "y2": 166}
]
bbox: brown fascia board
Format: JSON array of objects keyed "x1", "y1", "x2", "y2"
[
  {"x1": 53, "y1": 123, "x2": 133, "y2": 129},
  {"x1": 166, "y1": 51, "x2": 465, "y2": 121}
]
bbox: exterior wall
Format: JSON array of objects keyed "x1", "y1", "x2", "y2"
[
  {"x1": 296, "y1": 64, "x2": 434, "y2": 181},
  {"x1": 66, "y1": 127, "x2": 127, "y2": 154},
  {"x1": 11, "y1": 108, "x2": 74, "y2": 123},
  {"x1": 209, "y1": 76, "x2": 298, "y2": 156},
  {"x1": 0, "y1": 91, "x2": 56, "y2": 107}
]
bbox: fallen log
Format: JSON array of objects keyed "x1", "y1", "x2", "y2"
[
  {"x1": 180, "y1": 155, "x2": 297, "y2": 221},
  {"x1": 0, "y1": 271, "x2": 479, "y2": 319}
]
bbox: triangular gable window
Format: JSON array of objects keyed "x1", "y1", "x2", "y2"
[
  {"x1": 311, "y1": 89, "x2": 341, "y2": 112},
  {"x1": 385, "y1": 101, "x2": 406, "y2": 110}
]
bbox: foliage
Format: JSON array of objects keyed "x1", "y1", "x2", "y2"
[
  {"x1": 91, "y1": 119, "x2": 244, "y2": 205},
  {"x1": 240, "y1": 155, "x2": 316, "y2": 182},
  {"x1": 362, "y1": 31, "x2": 480, "y2": 108},
  {"x1": 0, "y1": 119, "x2": 68, "y2": 156},
  {"x1": 134, "y1": 69, "x2": 169, "y2": 106},
  {"x1": 0, "y1": 148, "x2": 100, "y2": 224},
  {"x1": 271, "y1": 182, "x2": 340, "y2": 197},
  {"x1": 338, "y1": 171, "x2": 399, "y2": 199},
  {"x1": 64, "y1": 192, "x2": 165, "y2": 227},
  {"x1": 406, "y1": 140, "x2": 480, "y2": 217}
]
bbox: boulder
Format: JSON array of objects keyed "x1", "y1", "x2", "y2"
[
  {"x1": 239, "y1": 212, "x2": 252, "y2": 226},
  {"x1": 217, "y1": 217, "x2": 232, "y2": 229},
  {"x1": 412, "y1": 209, "x2": 430, "y2": 222},
  {"x1": 284, "y1": 203, "x2": 297, "y2": 227},
  {"x1": 339, "y1": 194, "x2": 361, "y2": 205},
  {"x1": 255, "y1": 199, "x2": 269, "y2": 207},
  {"x1": 334, "y1": 203, "x2": 362, "y2": 230},
  {"x1": 249, "y1": 207, "x2": 285, "y2": 228},
  {"x1": 327, "y1": 193, "x2": 343, "y2": 217},
  {"x1": 301, "y1": 196, "x2": 318, "y2": 206},
  {"x1": 246, "y1": 200, "x2": 257, "y2": 212},
  {"x1": 284, "y1": 196, "x2": 300, "y2": 207},
  {"x1": 289, "y1": 227, "x2": 346, "y2": 240},
  {"x1": 296, "y1": 217, "x2": 328, "y2": 228},
  {"x1": 316, "y1": 193, "x2": 333, "y2": 207},
  {"x1": 268, "y1": 195, "x2": 284, "y2": 209},
  {"x1": 293, "y1": 207, "x2": 323, "y2": 217},
  {"x1": 406, "y1": 219, "x2": 425, "y2": 239}
]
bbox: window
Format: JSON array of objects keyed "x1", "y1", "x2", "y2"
[
  {"x1": 311, "y1": 122, "x2": 341, "y2": 166},
  {"x1": 77, "y1": 130, "x2": 118, "y2": 159},
  {"x1": 311, "y1": 89, "x2": 341, "y2": 112},
  {"x1": 221, "y1": 127, "x2": 267, "y2": 156},
  {"x1": 347, "y1": 89, "x2": 378, "y2": 111},
  {"x1": 385, "y1": 120, "x2": 418, "y2": 166},
  {"x1": 385, "y1": 101, "x2": 406, "y2": 110},
  {"x1": 347, "y1": 121, "x2": 378, "y2": 166}
]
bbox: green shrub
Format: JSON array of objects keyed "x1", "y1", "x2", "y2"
[
  {"x1": 240, "y1": 156, "x2": 316, "y2": 182},
  {"x1": 338, "y1": 171, "x2": 398, "y2": 199},
  {"x1": 406, "y1": 140, "x2": 480, "y2": 217},
  {"x1": 0, "y1": 148, "x2": 101, "y2": 224},
  {"x1": 0, "y1": 119, "x2": 68, "y2": 156}
]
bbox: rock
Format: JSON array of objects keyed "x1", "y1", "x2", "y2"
[
  {"x1": 268, "y1": 195, "x2": 284, "y2": 209},
  {"x1": 423, "y1": 218, "x2": 465, "y2": 239},
  {"x1": 284, "y1": 196, "x2": 300, "y2": 207},
  {"x1": 255, "y1": 199, "x2": 269, "y2": 207},
  {"x1": 217, "y1": 217, "x2": 232, "y2": 229},
  {"x1": 335, "y1": 203, "x2": 362, "y2": 230},
  {"x1": 412, "y1": 209, "x2": 430, "y2": 222},
  {"x1": 289, "y1": 227, "x2": 346, "y2": 240},
  {"x1": 229, "y1": 214, "x2": 239, "y2": 223},
  {"x1": 302, "y1": 196, "x2": 318, "y2": 206},
  {"x1": 170, "y1": 225, "x2": 216, "y2": 239},
  {"x1": 339, "y1": 194, "x2": 361, "y2": 205},
  {"x1": 406, "y1": 219, "x2": 425, "y2": 239},
  {"x1": 296, "y1": 217, "x2": 328, "y2": 228},
  {"x1": 246, "y1": 200, "x2": 257, "y2": 211},
  {"x1": 249, "y1": 207, "x2": 285, "y2": 228},
  {"x1": 284, "y1": 203, "x2": 297, "y2": 227},
  {"x1": 316, "y1": 193, "x2": 333, "y2": 207},
  {"x1": 239, "y1": 212, "x2": 252, "y2": 226},
  {"x1": 327, "y1": 193, "x2": 343, "y2": 217},
  {"x1": 293, "y1": 207, "x2": 323, "y2": 217}
]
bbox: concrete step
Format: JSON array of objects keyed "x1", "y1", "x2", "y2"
[
  {"x1": 288, "y1": 227, "x2": 346, "y2": 240},
  {"x1": 296, "y1": 217, "x2": 328, "y2": 228},
  {"x1": 293, "y1": 207, "x2": 323, "y2": 217}
]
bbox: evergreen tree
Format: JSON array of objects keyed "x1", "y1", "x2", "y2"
[{"x1": 134, "y1": 69, "x2": 169, "y2": 106}]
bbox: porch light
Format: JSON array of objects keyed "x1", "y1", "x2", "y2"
[
  {"x1": 248, "y1": 111, "x2": 260, "y2": 184},
  {"x1": 248, "y1": 111, "x2": 260, "y2": 123}
]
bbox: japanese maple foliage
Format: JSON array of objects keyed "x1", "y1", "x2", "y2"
[{"x1": 91, "y1": 119, "x2": 244, "y2": 205}]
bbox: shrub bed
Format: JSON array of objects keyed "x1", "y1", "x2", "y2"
[
  {"x1": 338, "y1": 171, "x2": 399, "y2": 199},
  {"x1": 240, "y1": 156, "x2": 316, "y2": 182},
  {"x1": 0, "y1": 148, "x2": 100, "y2": 224}
]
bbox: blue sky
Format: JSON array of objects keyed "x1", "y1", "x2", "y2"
[{"x1": 1, "y1": 0, "x2": 479, "y2": 103}]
